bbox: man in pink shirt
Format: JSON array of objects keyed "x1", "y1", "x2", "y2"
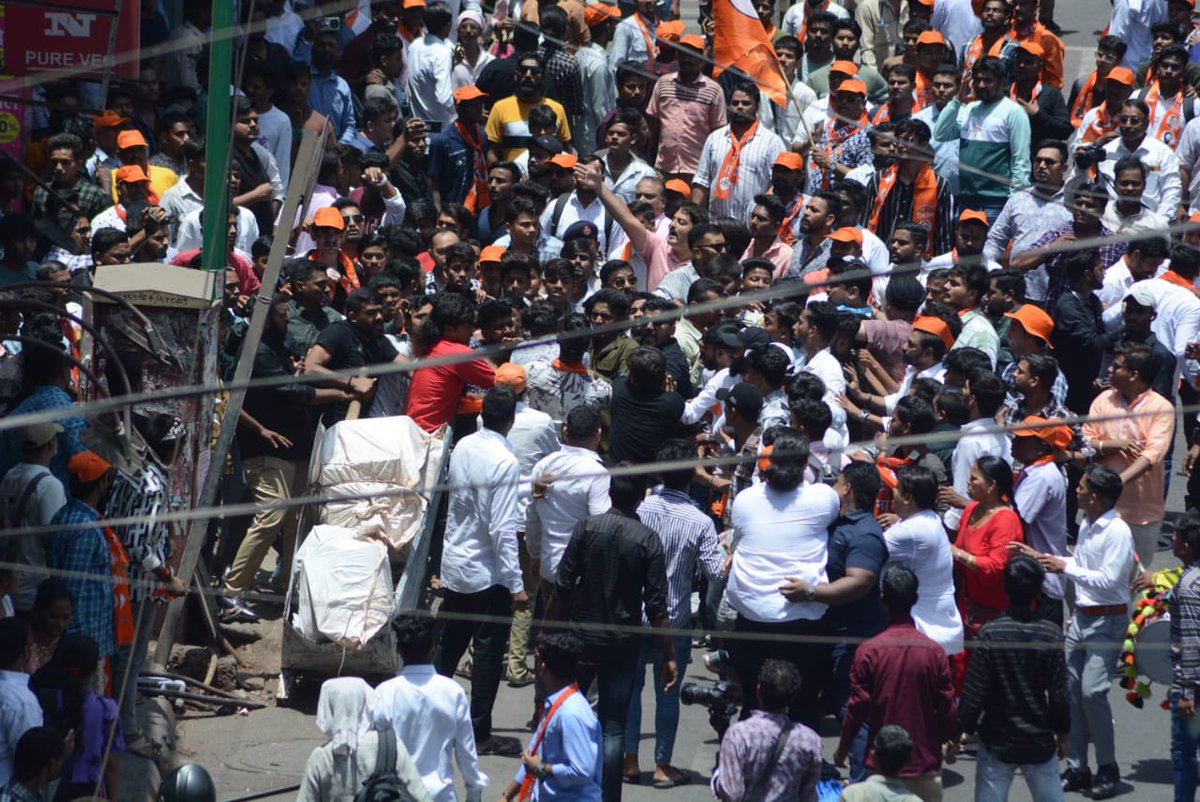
[
  {"x1": 742, "y1": 193, "x2": 794, "y2": 280},
  {"x1": 645, "y1": 37, "x2": 726, "y2": 181},
  {"x1": 1082, "y1": 342, "x2": 1174, "y2": 568},
  {"x1": 406, "y1": 292, "x2": 497, "y2": 432}
]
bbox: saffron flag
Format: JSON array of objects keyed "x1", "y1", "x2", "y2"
[{"x1": 711, "y1": 0, "x2": 790, "y2": 107}]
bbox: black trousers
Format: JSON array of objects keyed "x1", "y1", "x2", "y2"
[
  {"x1": 731, "y1": 615, "x2": 825, "y2": 731},
  {"x1": 434, "y1": 584, "x2": 513, "y2": 741}
]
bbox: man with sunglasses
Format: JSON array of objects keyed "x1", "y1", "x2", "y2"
[{"x1": 485, "y1": 53, "x2": 573, "y2": 162}]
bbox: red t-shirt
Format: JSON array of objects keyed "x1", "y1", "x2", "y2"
[{"x1": 406, "y1": 339, "x2": 497, "y2": 432}]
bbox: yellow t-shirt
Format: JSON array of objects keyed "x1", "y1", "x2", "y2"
[
  {"x1": 109, "y1": 164, "x2": 179, "y2": 204},
  {"x1": 484, "y1": 96, "x2": 572, "y2": 162}
]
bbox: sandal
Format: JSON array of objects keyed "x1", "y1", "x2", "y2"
[{"x1": 477, "y1": 735, "x2": 523, "y2": 757}]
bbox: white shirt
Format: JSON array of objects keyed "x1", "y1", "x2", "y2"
[
  {"x1": 1014, "y1": 459, "x2": 1069, "y2": 600},
  {"x1": 693, "y1": 124, "x2": 787, "y2": 222},
  {"x1": 90, "y1": 204, "x2": 127, "y2": 233},
  {"x1": 727, "y1": 481, "x2": 840, "y2": 622},
  {"x1": 883, "y1": 509, "x2": 965, "y2": 655},
  {"x1": 0, "y1": 669, "x2": 42, "y2": 785},
  {"x1": 604, "y1": 154, "x2": 658, "y2": 205},
  {"x1": 885, "y1": 361, "x2": 946, "y2": 413},
  {"x1": 1069, "y1": 134, "x2": 1181, "y2": 217},
  {"x1": 931, "y1": 0, "x2": 982, "y2": 54},
  {"x1": 1103, "y1": 276, "x2": 1200, "y2": 386},
  {"x1": 1099, "y1": 254, "x2": 1168, "y2": 309},
  {"x1": 1065, "y1": 508, "x2": 1137, "y2": 607},
  {"x1": 944, "y1": 418, "x2": 1012, "y2": 531},
  {"x1": 802, "y1": 347, "x2": 847, "y2": 429},
  {"x1": 407, "y1": 34, "x2": 456, "y2": 127},
  {"x1": 525, "y1": 445, "x2": 610, "y2": 583},
  {"x1": 1108, "y1": 0, "x2": 1166, "y2": 69},
  {"x1": 611, "y1": 14, "x2": 656, "y2": 66},
  {"x1": 0, "y1": 463, "x2": 66, "y2": 613},
  {"x1": 539, "y1": 192, "x2": 611, "y2": 257},
  {"x1": 256, "y1": 105, "x2": 294, "y2": 187},
  {"x1": 174, "y1": 206, "x2": 261, "y2": 253},
  {"x1": 1175, "y1": 115, "x2": 1200, "y2": 213},
  {"x1": 440, "y1": 428, "x2": 524, "y2": 594},
  {"x1": 780, "y1": 1, "x2": 849, "y2": 38},
  {"x1": 479, "y1": 402, "x2": 559, "y2": 523},
  {"x1": 373, "y1": 664, "x2": 487, "y2": 802},
  {"x1": 1102, "y1": 201, "x2": 1170, "y2": 239},
  {"x1": 683, "y1": 367, "x2": 737, "y2": 434}
]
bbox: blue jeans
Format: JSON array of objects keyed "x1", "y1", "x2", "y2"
[
  {"x1": 827, "y1": 640, "x2": 869, "y2": 782},
  {"x1": 578, "y1": 640, "x2": 641, "y2": 802},
  {"x1": 623, "y1": 633, "x2": 691, "y2": 766},
  {"x1": 1173, "y1": 691, "x2": 1200, "y2": 801},
  {"x1": 975, "y1": 742, "x2": 1063, "y2": 802}
]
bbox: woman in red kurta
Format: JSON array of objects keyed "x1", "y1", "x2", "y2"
[{"x1": 950, "y1": 455, "x2": 1024, "y2": 689}]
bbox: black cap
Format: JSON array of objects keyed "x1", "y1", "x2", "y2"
[
  {"x1": 737, "y1": 326, "x2": 772, "y2": 348},
  {"x1": 563, "y1": 221, "x2": 599, "y2": 241},
  {"x1": 716, "y1": 382, "x2": 763, "y2": 417},
  {"x1": 531, "y1": 134, "x2": 564, "y2": 156},
  {"x1": 884, "y1": 273, "x2": 925, "y2": 312}
]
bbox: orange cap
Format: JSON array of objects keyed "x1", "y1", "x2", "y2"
[
  {"x1": 1107, "y1": 66, "x2": 1135, "y2": 86},
  {"x1": 959, "y1": 209, "x2": 990, "y2": 226},
  {"x1": 453, "y1": 85, "x2": 487, "y2": 103},
  {"x1": 494, "y1": 362, "x2": 527, "y2": 393},
  {"x1": 774, "y1": 152, "x2": 805, "y2": 170},
  {"x1": 584, "y1": 3, "x2": 620, "y2": 24},
  {"x1": 830, "y1": 59, "x2": 859, "y2": 76},
  {"x1": 680, "y1": 33, "x2": 706, "y2": 50},
  {"x1": 548, "y1": 153, "x2": 579, "y2": 169},
  {"x1": 1012, "y1": 416, "x2": 1074, "y2": 452},
  {"x1": 1004, "y1": 304, "x2": 1054, "y2": 346},
  {"x1": 912, "y1": 314, "x2": 955, "y2": 350},
  {"x1": 1189, "y1": 212, "x2": 1200, "y2": 224},
  {"x1": 665, "y1": 178, "x2": 691, "y2": 195},
  {"x1": 311, "y1": 207, "x2": 345, "y2": 230},
  {"x1": 916, "y1": 30, "x2": 945, "y2": 46},
  {"x1": 116, "y1": 130, "x2": 148, "y2": 150},
  {"x1": 657, "y1": 19, "x2": 685, "y2": 41},
  {"x1": 403, "y1": 0, "x2": 425, "y2": 7},
  {"x1": 91, "y1": 109, "x2": 129, "y2": 128},
  {"x1": 114, "y1": 165, "x2": 151, "y2": 184},
  {"x1": 829, "y1": 226, "x2": 864, "y2": 245},
  {"x1": 1017, "y1": 40, "x2": 1044, "y2": 58},
  {"x1": 68, "y1": 450, "x2": 113, "y2": 483},
  {"x1": 836, "y1": 78, "x2": 868, "y2": 95},
  {"x1": 479, "y1": 245, "x2": 506, "y2": 263}
]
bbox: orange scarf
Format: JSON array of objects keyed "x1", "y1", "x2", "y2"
[
  {"x1": 456, "y1": 121, "x2": 490, "y2": 213},
  {"x1": 1070, "y1": 70, "x2": 1099, "y2": 127},
  {"x1": 779, "y1": 194, "x2": 806, "y2": 245},
  {"x1": 103, "y1": 526, "x2": 134, "y2": 648},
  {"x1": 1015, "y1": 452, "x2": 1056, "y2": 486},
  {"x1": 1080, "y1": 105, "x2": 1117, "y2": 144},
  {"x1": 961, "y1": 34, "x2": 1006, "y2": 102},
  {"x1": 820, "y1": 114, "x2": 868, "y2": 189},
  {"x1": 552, "y1": 358, "x2": 591, "y2": 375},
  {"x1": 914, "y1": 71, "x2": 936, "y2": 108},
  {"x1": 309, "y1": 249, "x2": 361, "y2": 300},
  {"x1": 1161, "y1": 270, "x2": 1200, "y2": 299},
  {"x1": 868, "y1": 163, "x2": 939, "y2": 255},
  {"x1": 1143, "y1": 81, "x2": 1187, "y2": 148},
  {"x1": 1011, "y1": 81, "x2": 1042, "y2": 103},
  {"x1": 518, "y1": 685, "x2": 581, "y2": 802},
  {"x1": 797, "y1": 0, "x2": 831, "y2": 45},
  {"x1": 713, "y1": 121, "x2": 760, "y2": 200},
  {"x1": 633, "y1": 14, "x2": 657, "y2": 61},
  {"x1": 873, "y1": 454, "x2": 913, "y2": 516}
]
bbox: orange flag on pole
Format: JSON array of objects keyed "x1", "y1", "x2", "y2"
[{"x1": 711, "y1": 0, "x2": 790, "y2": 107}]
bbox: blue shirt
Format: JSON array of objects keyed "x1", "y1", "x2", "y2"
[
  {"x1": 0, "y1": 385, "x2": 85, "y2": 487},
  {"x1": 515, "y1": 685, "x2": 602, "y2": 801},
  {"x1": 49, "y1": 499, "x2": 114, "y2": 657},
  {"x1": 308, "y1": 69, "x2": 358, "y2": 142},
  {"x1": 428, "y1": 123, "x2": 488, "y2": 207}
]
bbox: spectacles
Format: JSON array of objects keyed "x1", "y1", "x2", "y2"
[
  {"x1": 343, "y1": 214, "x2": 365, "y2": 223},
  {"x1": 1118, "y1": 115, "x2": 1144, "y2": 124}
]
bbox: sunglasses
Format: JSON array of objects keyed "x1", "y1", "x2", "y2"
[{"x1": 342, "y1": 214, "x2": 365, "y2": 223}]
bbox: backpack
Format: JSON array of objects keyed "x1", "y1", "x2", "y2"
[{"x1": 354, "y1": 728, "x2": 411, "y2": 802}]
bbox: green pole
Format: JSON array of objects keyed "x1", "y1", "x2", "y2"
[{"x1": 201, "y1": 0, "x2": 234, "y2": 286}]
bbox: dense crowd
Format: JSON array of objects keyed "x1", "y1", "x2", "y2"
[{"x1": 6, "y1": 0, "x2": 1200, "y2": 799}]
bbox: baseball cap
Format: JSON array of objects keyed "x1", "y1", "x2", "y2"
[
  {"x1": 1107, "y1": 67, "x2": 1135, "y2": 86},
  {"x1": 959, "y1": 209, "x2": 990, "y2": 226},
  {"x1": 1017, "y1": 40, "x2": 1044, "y2": 59},
  {"x1": 1012, "y1": 416, "x2": 1073, "y2": 452},
  {"x1": 117, "y1": 130, "x2": 148, "y2": 150},
  {"x1": 403, "y1": 0, "x2": 425, "y2": 7},
  {"x1": 829, "y1": 226, "x2": 863, "y2": 245},
  {"x1": 1004, "y1": 304, "x2": 1054, "y2": 346},
  {"x1": 479, "y1": 245, "x2": 506, "y2": 264},
  {"x1": 311, "y1": 207, "x2": 345, "y2": 230},
  {"x1": 1126, "y1": 283, "x2": 1157, "y2": 308},
  {"x1": 114, "y1": 165, "x2": 151, "y2": 184},
  {"x1": 738, "y1": 327, "x2": 772, "y2": 348},
  {"x1": 830, "y1": 60, "x2": 859, "y2": 77},
  {"x1": 17, "y1": 422, "x2": 62, "y2": 449},
  {"x1": 657, "y1": 20, "x2": 685, "y2": 41},
  {"x1": 531, "y1": 134, "x2": 565, "y2": 156},
  {"x1": 453, "y1": 85, "x2": 487, "y2": 103},
  {"x1": 548, "y1": 152, "x2": 579, "y2": 170},
  {"x1": 67, "y1": 450, "x2": 113, "y2": 483},
  {"x1": 680, "y1": 33, "x2": 706, "y2": 50},
  {"x1": 717, "y1": 382, "x2": 764, "y2": 418},
  {"x1": 916, "y1": 30, "x2": 945, "y2": 46},
  {"x1": 665, "y1": 178, "x2": 691, "y2": 195},
  {"x1": 494, "y1": 362, "x2": 527, "y2": 394},
  {"x1": 774, "y1": 152, "x2": 804, "y2": 171},
  {"x1": 884, "y1": 274, "x2": 925, "y2": 312},
  {"x1": 912, "y1": 314, "x2": 954, "y2": 350},
  {"x1": 836, "y1": 78, "x2": 868, "y2": 96},
  {"x1": 563, "y1": 220, "x2": 599, "y2": 241},
  {"x1": 91, "y1": 109, "x2": 129, "y2": 128},
  {"x1": 584, "y1": 2, "x2": 620, "y2": 25}
]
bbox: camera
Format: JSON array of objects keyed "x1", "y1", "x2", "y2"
[
  {"x1": 318, "y1": 16, "x2": 342, "y2": 32},
  {"x1": 681, "y1": 679, "x2": 740, "y2": 739},
  {"x1": 1075, "y1": 144, "x2": 1108, "y2": 170}
]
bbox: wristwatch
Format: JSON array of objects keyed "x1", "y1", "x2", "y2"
[
  {"x1": 859, "y1": 407, "x2": 871, "y2": 421},
  {"x1": 803, "y1": 587, "x2": 818, "y2": 603},
  {"x1": 536, "y1": 763, "x2": 552, "y2": 780}
]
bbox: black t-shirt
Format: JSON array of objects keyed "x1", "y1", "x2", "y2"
[
  {"x1": 314, "y1": 320, "x2": 398, "y2": 426},
  {"x1": 607, "y1": 376, "x2": 684, "y2": 465},
  {"x1": 240, "y1": 335, "x2": 317, "y2": 461},
  {"x1": 823, "y1": 509, "x2": 889, "y2": 638}
]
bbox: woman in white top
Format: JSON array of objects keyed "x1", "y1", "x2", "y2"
[
  {"x1": 726, "y1": 428, "x2": 841, "y2": 723},
  {"x1": 883, "y1": 464, "x2": 965, "y2": 656},
  {"x1": 298, "y1": 678, "x2": 432, "y2": 802}
]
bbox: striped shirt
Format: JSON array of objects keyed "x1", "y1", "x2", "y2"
[
  {"x1": 645, "y1": 72, "x2": 727, "y2": 175},
  {"x1": 1172, "y1": 564, "x2": 1200, "y2": 699},
  {"x1": 636, "y1": 488, "x2": 723, "y2": 628},
  {"x1": 694, "y1": 125, "x2": 787, "y2": 221}
]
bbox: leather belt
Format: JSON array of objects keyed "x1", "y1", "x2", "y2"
[{"x1": 1077, "y1": 604, "x2": 1128, "y2": 616}]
